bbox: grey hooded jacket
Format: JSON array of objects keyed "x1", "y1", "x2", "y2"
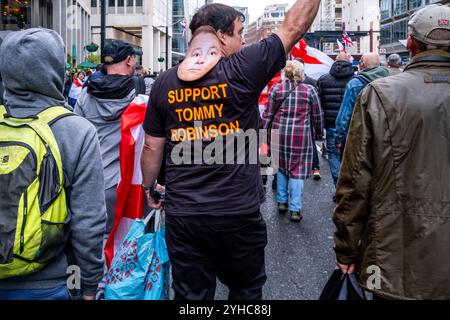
[
  {"x1": 0, "y1": 29, "x2": 106, "y2": 296},
  {"x1": 74, "y1": 75, "x2": 153, "y2": 190}
]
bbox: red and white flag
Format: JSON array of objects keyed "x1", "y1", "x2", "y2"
[
  {"x1": 290, "y1": 39, "x2": 334, "y2": 80},
  {"x1": 258, "y1": 71, "x2": 282, "y2": 116},
  {"x1": 259, "y1": 39, "x2": 334, "y2": 114},
  {"x1": 105, "y1": 94, "x2": 149, "y2": 267}
]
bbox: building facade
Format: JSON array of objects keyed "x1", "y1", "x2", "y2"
[
  {"x1": 0, "y1": 0, "x2": 91, "y2": 67},
  {"x1": 233, "y1": 6, "x2": 249, "y2": 37},
  {"x1": 172, "y1": 0, "x2": 204, "y2": 66},
  {"x1": 311, "y1": 0, "x2": 344, "y2": 32},
  {"x1": 91, "y1": 0, "x2": 172, "y2": 72},
  {"x1": 380, "y1": 0, "x2": 450, "y2": 59},
  {"x1": 245, "y1": 3, "x2": 287, "y2": 44},
  {"x1": 342, "y1": 0, "x2": 380, "y2": 54}
]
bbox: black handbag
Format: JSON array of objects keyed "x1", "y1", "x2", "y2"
[{"x1": 319, "y1": 269, "x2": 367, "y2": 300}]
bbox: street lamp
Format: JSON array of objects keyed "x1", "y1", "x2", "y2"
[{"x1": 100, "y1": 0, "x2": 106, "y2": 55}]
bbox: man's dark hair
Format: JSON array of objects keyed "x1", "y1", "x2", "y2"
[
  {"x1": 188, "y1": 25, "x2": 221, "y2": 46},
  {"x1": 190, "y1": 3, "x2": 245, "y2": 36}
]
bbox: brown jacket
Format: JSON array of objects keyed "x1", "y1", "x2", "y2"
[{"x1": 333, "y1": 50, "x2": 450, "y2": 300}]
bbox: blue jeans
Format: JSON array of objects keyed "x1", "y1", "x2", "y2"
[
  {"x1": 0, "y1": 285, "x2": 70, "y2": 300},
  {"x1": 276, "y1": 171, "x2": 304, "y2": 212},
  {"x1": 68, "y1": 97, "x2": 77, "y2": 108},
  {"x1": 326, "y1": 128, "x2": 341, "y2": 185}
]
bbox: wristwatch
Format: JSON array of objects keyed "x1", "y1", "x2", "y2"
[{"x1": 141, "y1": 183, "x2": 154, "y2": 193}]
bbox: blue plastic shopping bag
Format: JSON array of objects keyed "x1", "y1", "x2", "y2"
[{"x1": 104, "y1": 210, "x2": 170, "y2": 300}]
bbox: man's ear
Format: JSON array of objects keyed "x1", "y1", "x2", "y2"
[
  {"x1": 126, "y1": 55, "x2": 134, "y2": 67},
  {"x1": 217, "y1": 30, "x2": 227, "y2": 46},
  {"x1": 406, "y1": 35, "x2": 414, "y2": 54}
]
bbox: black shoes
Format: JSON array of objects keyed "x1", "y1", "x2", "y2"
[
  {"x1": 289, "y1": 210, "x2": 303, "y2": 222},
  {"x1": 277, "y1": 202, "x2": 288, "y2": 215},
  {"x1": 312, "y1": 169, "x2": 321, "y2": 180}
]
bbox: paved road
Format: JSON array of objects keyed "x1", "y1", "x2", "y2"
[{"x1": 215, "y1": 153, "x2": 337, "y2": 300}]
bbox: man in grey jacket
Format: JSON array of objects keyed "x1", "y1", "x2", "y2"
[
  {"x1": 0, "y1": 29, "x2": 106, "y2": 300},
  {"x1": 74, "y1": 40, "x2": 154, "y2": 235}
]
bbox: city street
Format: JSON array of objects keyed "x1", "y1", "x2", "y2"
[{"x1": 215, "y1": 150, "x2": 337, "y2": 300}]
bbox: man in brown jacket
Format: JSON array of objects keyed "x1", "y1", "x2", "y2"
[{"x1": 333, "y1": 4, "x2": 450, "y2": 300}]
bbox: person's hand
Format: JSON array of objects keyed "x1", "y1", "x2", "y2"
[
  {"x1": 259, "y1": 143, "x2": 269, "y2": 156},
  {"x1": 144, "y1": 189, "x2": 162, "y2": 209},
  {"x1": 83, "y1": 295, "x2": 95, "y2": 301},
  {"x1": 336, "y1": 262, "x2": 356, "y2": 275}
]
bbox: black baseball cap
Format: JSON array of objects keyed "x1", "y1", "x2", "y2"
[{"x1": 102, "y1": 40, "x2": 142, "y2": 64}]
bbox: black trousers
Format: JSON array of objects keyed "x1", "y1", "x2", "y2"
[{"x1": 165, "y1": 210, "x2": 268, "y2": 300}]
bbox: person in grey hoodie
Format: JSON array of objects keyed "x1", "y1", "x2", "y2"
[
  {"x1": 74, "y1": 40, "x2": 154, "y2": 235},
  {"x1": 0, "y1": 29, "x2": 106, "y2": 300}
]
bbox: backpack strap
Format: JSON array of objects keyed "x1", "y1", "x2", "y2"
[
  {"x1": 133, "y1": 76, "x2": 146, "y2": 95},
  {"x1": 27, "y1": 107, "x2": 75, "y2": 186},
  {"x1": 36, "y1": 106, "x2": 74, "y2": 126},
  {"x1": 0, "y1": 105, "x2": 7, "y2": 120}
]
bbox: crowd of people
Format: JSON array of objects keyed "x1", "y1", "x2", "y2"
[{"x1": 0, "y1": 1, "x2": 449, "y2": 301}]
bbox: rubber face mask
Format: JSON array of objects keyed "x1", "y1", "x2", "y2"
[{"x1": 178, "y1": 32, "x2": 222, "y2": 82}]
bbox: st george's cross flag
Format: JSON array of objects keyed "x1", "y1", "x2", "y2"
[
  {"x1": 104, "y1": 94, "x2": 149, "y2": 267},
  {"x1": 290, "y1": 39, "x2": 334, "y2": 80},
  {"x1": 259, "y1": 39, "x2": 333, "y2": 115}
]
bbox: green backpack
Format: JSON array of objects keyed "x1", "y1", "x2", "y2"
[{"x1": 0, "y1": 105, "x2": 73, "y2": 279}]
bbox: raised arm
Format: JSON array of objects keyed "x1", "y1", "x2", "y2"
[{"x1": 276, "y1": 0, "x2": 321, "y2": 54}]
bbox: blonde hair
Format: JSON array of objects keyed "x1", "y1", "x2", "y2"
[{"x1": 284, "y1": 60, "x2": 305, "y2": 81}]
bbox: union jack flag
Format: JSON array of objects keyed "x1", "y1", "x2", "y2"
[{"x1": 341, "y1": 31, "x2": 354, "y2": 48}]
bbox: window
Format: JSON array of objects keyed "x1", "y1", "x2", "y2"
[
  {"x1": 393, "y1": 0, "x2": 407, "y2": 16},
  {"x1": 381, "y1": 0, "x2": 391, "y2": 20},
  {"x1": 335, "y1": 7, "x2": 342, "y2": 19},
  {"x1": 108, "y1": 0, "x2": 115, "y2": 7},
  {"x1": 136, "y1": 0, "x2": 143, "y2": 6},
  {"x1": 91, "y1": 0, "x2": 97, "y2": 7},
  {"x1": 380, "y1": 24, "x2": 392, "y2": 44},
  {"x1": 1, "y1": 0, "x2": 32, "y2": 29},
  {"x1": 392, "y1": 20, "x2": 407, "y2": 42},
  {"x1": 409, "y1": 0, "x2": 422, "y2": 9},
  {"x1": 118, "y1": 0, "x2": 124, "y2": 6},
  {"x1": 127, "y1": 0, "x2": 133, "y2": 6}
]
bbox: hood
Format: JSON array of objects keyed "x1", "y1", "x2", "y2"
[
  {"x1": 330, "y1": 60, "x2": 354, "y2": 78},
  {"x1": 86, "y1": 74, "x2": 136, "y2": 121},
  {"x1": 358, "y1": 66, "x2": 389, "y2": 84},
  {"x1": 0, "y1": 28, "x2": 66, "y2": 111},
  {"x1": 87, "y1": 74, "x2": 135, "y2": 99}
]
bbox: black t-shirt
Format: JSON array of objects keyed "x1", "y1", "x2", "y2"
[{"x1": 143, "y1": 34, "x2": 286, "y2": 216}]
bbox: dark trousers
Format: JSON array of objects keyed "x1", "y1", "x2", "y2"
[
  {"x1": 312, "y1": 141, "x2": 320, "y2": 170},
  {"x1": 165, "y1": 210, "x2": 268, "y2": 300}
]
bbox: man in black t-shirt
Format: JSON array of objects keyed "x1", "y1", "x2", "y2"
[{"x1": 141, "y1": 1, "x2": 321, "y2": 300}]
